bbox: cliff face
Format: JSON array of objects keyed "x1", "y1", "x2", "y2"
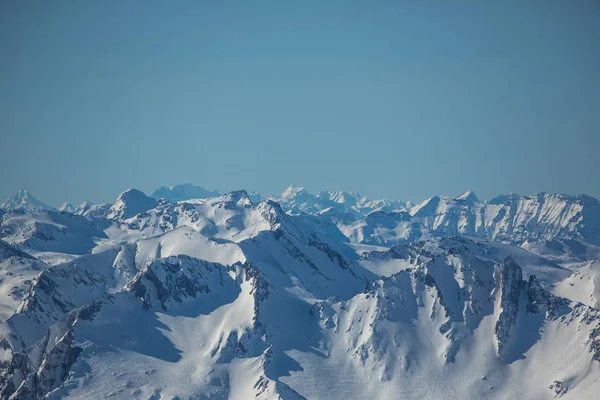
[{"x1": 494, "y1": 257, "x2": 523, "y2": 358}]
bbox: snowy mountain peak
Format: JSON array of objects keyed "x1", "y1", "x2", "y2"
[
  {"x1": 152, "y1": 183, "x2": 220, "y2": 202},
  {"x1": 75, "y1": 201, "x2": 94, "y2": 214},
  {"x1": 487, "y1": 193, "x2": 520, "y2": 205},
  {"x1": 256, "y1": 199, "x2": 289, "y2": 230},
  {"x1": 58, "y1": 202, "x2": 75, "y2": 213},
  {"x1": 280, "y1": 185, "x2": 308, "y2": 199},
  {"x1": 409, "y1": 195, "x2": 444, "y2": 217},
  {"x1": 247, "y1": 191, "x2": 263, "y2": 204},
  {"x1": 454, "y1": 190, "x2": 480, "y2": 203},
  {"x1": 107, "y1": 188, "x2": 159, "y2": 220},
  {"x1": 0, "y1": 189, "x2": 53, "y2": 212},
  {"x1": 222, "y1": 189, "x2": 252, "y2": 204},
  {"x1": 275, "y1": 186, "x2": 410, "y2": 218},
  {"x1": 320, "y1": 190, "x2": 358, "y2": 206},
  {"x1": 349, "y1": 188, "x2": 362, "y2": 198},
  {"x1": 403, "y1": 191, "x2": 600, "y2": 245}
]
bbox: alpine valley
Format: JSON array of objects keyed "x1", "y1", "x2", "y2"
[{"x1": 1, "y1": 184, "x2": 600, "y2": 400}]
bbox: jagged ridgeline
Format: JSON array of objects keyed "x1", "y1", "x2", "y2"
[{"x1": 0, "y1": 185, "x2": 600, "y2": 399}]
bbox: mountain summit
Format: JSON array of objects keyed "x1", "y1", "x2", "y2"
[
  {"x1": 454, "y1": 189, "x2": 480, "y2": 203},
  {"x1": 0, "y1": 189, "x2": 53, "y2": 212},
  {"x1": 107, "y1": 188, "x2": 159, "y2": 220}
]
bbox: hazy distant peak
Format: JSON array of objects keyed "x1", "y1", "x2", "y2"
[
  {"x1": 0, "y1": 189, "x2": 53, "y2": 211},
  {"x1": 58, "y1": 202, "x2": 75, "y2": 213},
  {"x1": 281, "y1": 185, "x2": 308, "y2": 199},
  {"x1": 152, "y1": 183, "x2": 220, "y2": 202},
  {"x1": 454, "y1": 190, "x2": 480, "y2": 203}
]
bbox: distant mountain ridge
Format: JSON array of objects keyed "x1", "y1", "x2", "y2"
[
  {"x1": 269, "y1": 184, "x2": 411, "y2": 218},
  {"x1": 152, "y1": 183, "x2": 220, "y2": 202},
  {"x1": 3, "y1": 186, "x2": 600, "y2": 247}
]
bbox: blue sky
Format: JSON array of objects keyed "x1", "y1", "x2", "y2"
[{"x1": 1, "y1": 0, "x2": 599, "y2": 206}]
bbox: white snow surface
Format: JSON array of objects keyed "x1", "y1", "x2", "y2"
[{"x1": 0, "y1": 187, "x2": 600, "y2": 399}]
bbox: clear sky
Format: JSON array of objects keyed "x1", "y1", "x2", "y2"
[{"x1": 1, "y1": 0, "x2": 599, "y2": 206}]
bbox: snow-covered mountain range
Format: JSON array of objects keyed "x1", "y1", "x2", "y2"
[
  {"x1": 269, "y1": 185, "x2": 411, "y2": 219},
  {"x1": 1, "y1": 184, "x2": 599, "y2": 399}
]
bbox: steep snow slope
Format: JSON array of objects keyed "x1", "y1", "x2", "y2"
[
  {"x1": 0, "y1": 210, "x2": 107, "y2": 255},
  {"x1": 337, "y1": 211, "x2": 431, "y2": 247},
  {"x1": 551, "y1": 258, "x2": 600, "y2": 309},
  {"x1": 1, "y1": 236, "x2": 598, "y2": 399},
  {"x1": 285, "y1": 253, "x2": 600, "y2": 400},
  {"x1": 0, "y1": 241, "x2": 47, "y2": 322},
  {"x1": 152, "y1": 183, "x2": 220, "y2": 201},
  {"x1": 0, "y1": 251, "x2": 314, "y2": 399}
]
